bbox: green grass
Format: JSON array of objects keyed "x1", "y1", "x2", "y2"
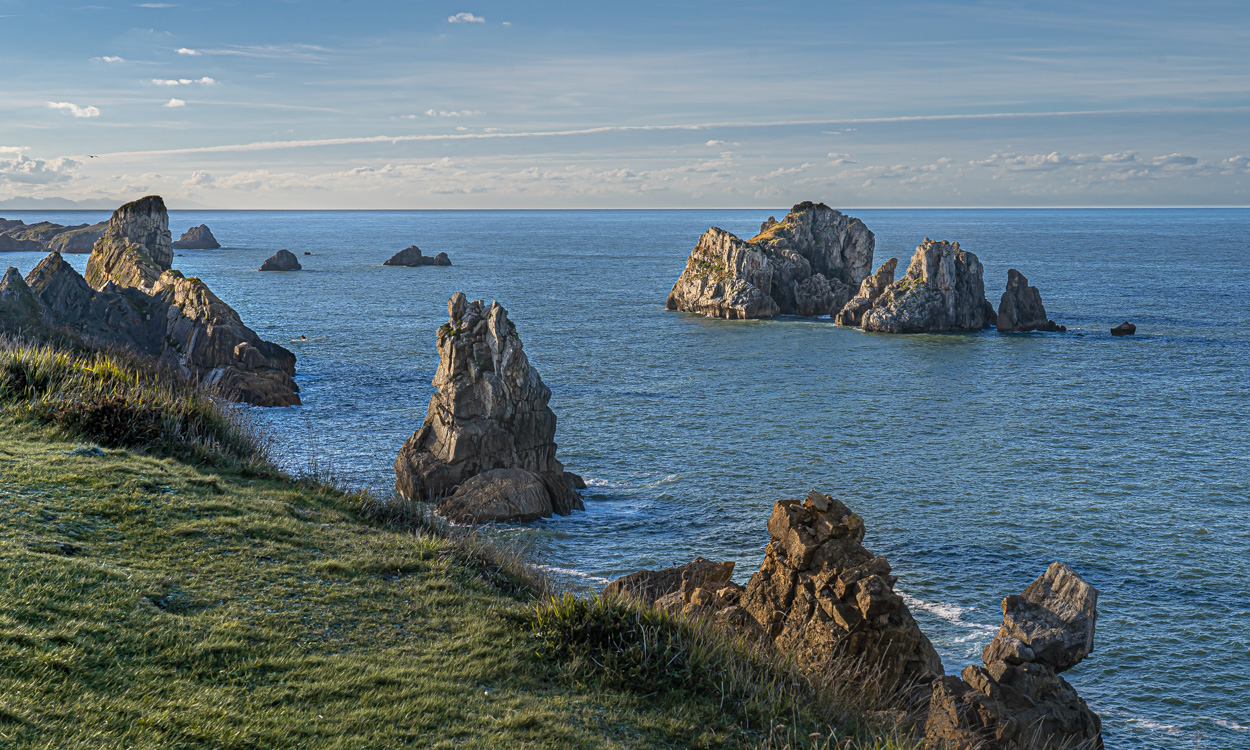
[{"x1": 0, "y1": 340, "x2": 922, "y2": 749}]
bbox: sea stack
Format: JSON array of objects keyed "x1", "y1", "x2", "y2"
[
  {"x1": 997, "y1": 269, "x2": 1063, "y2": 332},
  {"x1": 172, "y1": 224, "x2": 221, "y2": 250},
  {"x1": 384, "y1": 245, "x2": 452, "y2": 267},
  {"x1": 834, "y1": 257, "x2": 898, "y2": 327},
  {"x1": 393, "y1": 293, "x2": 583, "y2": 523},
  {"x1": 259, "y1": 249, "x2": 301, "y2": 271},
  {"x1": 860, "y1": 239, "x2": 995, "y2": 333},
  {"x1": 665, "y1": 201, "x2": 875, "y2": 319},
  {"x1": 925, "y1": 563, "x2": 1103, "y2": 750},
  {"x1": 84, "y1": 195, "x2": 174, "y2": 291}
]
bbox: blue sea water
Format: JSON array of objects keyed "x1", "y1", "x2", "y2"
[{"x1": 5, "y1": 207, "x2": 1248, "y2": 749}]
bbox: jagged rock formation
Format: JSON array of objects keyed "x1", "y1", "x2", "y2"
[
  {"x1": 861, "y1": 239, "x2": 995, "y2": 333},
  {"x1": 435, "y1": 468, "x2": 553, "y2": 524},
  {"x1": 835, "y1": 258, "x2": 898, "y2": 326},
  {"x1": 384, "y1": 245, "x2": 451, "y2": 267},
  {"x1": 997, "y1": 270, "x2": 1063, "y2": 332},
  {"x1": 0, "y1": 267, "x2": 43, "y2": 331},
  {"x1": 605, "y1": 557, "x2": 736, "y2": 606},
  {"x1": 393, "y1": 293, "x2": 583, "y2": 520},
  {"x1": 172, "y1": 224, "x2": 221, "y2": 250},
  {"x1": 0, "y1": 197, "x2": 299, "y2": 407},
  {"x1": 1110, "y1": 321, "x2": 1136, "y2": 336},
  {"x1": 259, "y1": 249, "x2": 301, "y2": 272},
  {"x1": 665, "y1": 202, "x2": 875, "y2": 319},
  {"x1": 0, "y1": 218, "x2": 108, "y2": 254},
  {"x1": 925, "y1": 563, "x2": 1103, "y2": 750}
]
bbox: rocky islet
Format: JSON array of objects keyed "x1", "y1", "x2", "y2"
[
  {"x1": 259, "y1": 249, "x2": 302, "y2": 271},
  {"x1": 0, "y1": 217, "x2": 108, "y2": 254},
  {"x1": 172, "y1": 224, "x2": 221, "y2": 250},
  {"x1": 383, "y1": 245, "x2": 451, "y2": 267}
]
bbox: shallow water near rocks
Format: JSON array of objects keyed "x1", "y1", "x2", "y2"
[{"x1": 10, "y1": 207, "x2": 1248, "y2": 750}]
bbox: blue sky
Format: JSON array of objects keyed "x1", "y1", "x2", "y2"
[{"x1": 1, "y1": 0, "x2": 1247, "y2": 208}]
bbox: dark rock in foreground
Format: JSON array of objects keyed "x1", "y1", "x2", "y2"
[
  {"x1": 0, "y1": 217, "x2": 108, "y2": 254},
  {"x1": 384, "y1": 245, "x2": 451, "y2": 267},
  {"x1": 665, "y1": 201, "x2": 875, "y2": 319},
  {"x1": 259, "y1": 249, "x2": 301, "y2": 272},
  {"x1": 861, "y1": 239, "x2": 995, "y2": 333},
  {"x1": 393, "y1": 293, "x2": 583, "y2": 522},
  {"x1": 997, "y1": 269, "x2": 1063, "y2": 332},
  {"x1": 1110, "y1": 321, "x2": 1136, "y2": 336},
  {"x1": 172, "y1": 224, "x2": 221, "y2": 250},
  {"x1": 925, "y1": 563, "x2": 1103, "y2": 750}
]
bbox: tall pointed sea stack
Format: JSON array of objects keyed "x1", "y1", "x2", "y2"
[
  {"x1": 996, "y1": 269, "x2": 1063, "y2": 332},
  {"x1": 394, "y1": 293, "x2": 583, "y2": 522},
  {"x1": 666, "y1": 201, "x2": 875, "y2": 319},
  {"x1": 861, "y1": 239, "x2": 995, "y2": 333},
  {"x1": 84, "y1": 195, "x2": 173, "y2": 291}
]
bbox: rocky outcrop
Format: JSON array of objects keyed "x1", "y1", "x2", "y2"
[
  {"x1": 84, "y1": 195, "x2": 173, "y2": 291},
  {"x1": 384, "y1": 245, "x2": 452, "y2": 267},
  {"x1": 925, "y1": 563, "x2": 1102, "y2": 750},
  {"x1": 3, "y1": 197, "x2": 300, "y2": 407},
  {"x1": 259, "y1": 249, "x2": 301, "y2": 272},
  {"x1": 861, "y1": 240, "x2": 995, "y2": 334},
  {"x1": 1110, "y1": 321, "x2": 1136, "y2": 336},
  {"x1": 997, "y1": 270, "x2": 1063, "y2": 332},
  {"x1": 0, "y1": 218, "x2": 108, "y2": 254},
  {"x1": 0, "y1": 267, "x2": 44, "y2": 331},
  {"x1": 393, "y1": 293, "x2": 583, "y2": 519},
  {"x1": 172, "y1": 224, "x2": 221, "y2": 250},
  {"x1": 435, "y1": 468, "x2": 553, "y2": 524},
  {"x1": 666, "y1": 202, "x2": 875, "y2": 319},
  {"x1": 835, "y1": 258, "x2": 898, "y2": 326},
  {"x1": 605, "y1": 557, "x2": 736, "y2": 606}
]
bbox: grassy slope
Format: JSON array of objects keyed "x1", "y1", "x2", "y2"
[{"x1": 0, "y1": 423, "x2": 806, "y2": 749}]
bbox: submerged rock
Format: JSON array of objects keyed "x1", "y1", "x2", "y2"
[
  {"x1": 1110, "y1": 321, "x2": 1136, "y2": 336},
  {"x1": 997, "y1": 269, "x2": 1063, "y2": 332},
  {"x1": 172, "y1": 224, "x2": 221, "y2": 250},
  {"x1": 835, "y1": 257, "x2": 898, "y2": 326},
  {"x1": 925, "y1": 563, "x2": 1103, "y2": 750},
  {"x1": 259, "y1": 249, "x2": 301, "y2": 272},
  {"x1": 665, "y1": 201, "x2": 874, "y2": 319},
  {"x1": 861, "y1": 239, "x2": 995, "y2": 333},
  {"x1": 384, "y1": 245, "x2": 452, "y2": 267},
  {"x1": 393, "y1": 293, "x2": 583, "y2": 520}
]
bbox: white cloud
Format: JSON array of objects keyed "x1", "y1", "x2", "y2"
[
  {"x1": 47, "y1": 101, "x2": 100, "y2": 118},
  {"x1": 1151, "y1": 153, "x2": 1199, "y2": 167},
  {"x1": 448, "y1": 12, "x2": 484, "y2": 23},
  {"x1": 91, "y1": 56, "x2": 125, "y2": 63},
  {"x1": 135, "y1": 3, "x2": 176, "y2": 7},
  {"x1": 826, "y1": 152, "x2": 857, "y2": 166},
  {"x1": 424, "y1": 109, "x2": 482, "y2": 117},
  {"x1": 151, "y1": 77, "x2": 217, "y2": 86},
  {"x1": 176, "y1": 48, "x2": 201, "y2": 56},
  {"x1": 183, "y1": 170, "x2": 213, "y2": 186},
  {"x1": 705, "y1": 139, "x2": 726, "y2": 147},
  {"x1": 164, "y1": 98, "x2": 186, "y2": 108},
  {"x1": 502, "y1": 21, "x2": 511, "y2": 26},
  {"x1": 0, "y1": 153, "x2": 81, "y2": 185}
]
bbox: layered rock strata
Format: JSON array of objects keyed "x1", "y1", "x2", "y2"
[
  {"x1": 834, "y1": 258, "x2": 898, "y2": 327},
  {"x1": 259, "y1": 249, "x2": 301, "y2": 271},
  {"x1": 172, "y1": 224, "x2": 221, "y2": 250},
  {"x1": 925, "y1": 563, "x2": 1103, "y2": 750},
  {"x1": 384, "y1": 245, "x2": 451, "y2": 267},
  {"x1": 0, "y1": 218, "x2": 107, "y2": 254},
  {"x1": 394, "y1": 293, "x2": 583, "y2": 521},
  {"x1": 997, "y1": 269, "x2": 1063, "y2": 332},
  {"x1": 0, "y1": 196, "x2": 299, "y2": 407},
  {"x1": 861, "y1": 239, "x2": 995, "y2": 333},
  {"x1": 666, "y1": 202, "x2": 875, "y2": 319}
]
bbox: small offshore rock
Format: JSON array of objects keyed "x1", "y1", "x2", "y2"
[
  {"x1": 384, "y1": 245, "x2": 452, "y2": 267},
  {"x1": 171, "y1": 224, "x2": 221, "y2": 250},
  {"x1": 259, "y1": 249, "x2": 301, "y2": 271},
  {"x1": 997, "y1": 269, "x2": 1062, "y2": 332},
  {"x1": 1110, "y1": 321, "x2": 1136, "y2": 336}
]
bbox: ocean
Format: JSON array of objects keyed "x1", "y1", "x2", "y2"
[{"x1": 5, "y1": 207, "x2": 1248, "y2": 749}]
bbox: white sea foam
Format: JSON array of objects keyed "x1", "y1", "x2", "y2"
[
  {"x1": 898, "y1": 590, "x2": 997, "y2": 635},
  {"x1": 1216, "y1": 719, "x2": 1249, "y2": 731},
  {"x1": 1127, "y1": 717, "x2": 1183, "y2": 736}
]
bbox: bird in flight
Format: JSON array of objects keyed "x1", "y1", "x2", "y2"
[{"x1": 86, "y1": 155, "x2": 98, "y2": 159}]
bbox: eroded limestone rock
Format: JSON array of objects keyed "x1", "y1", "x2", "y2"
[
  {"x1": 997, "y1": 269, "x2": 1062, "y2": 332},
  {"x1": 84, "y1": 195, "x2": 173, "y2": 291},
  {"x1": 665, "y1": 202, "x2": 874, "y2": 319},
  {"x1": 861, "y1": 239, "x2": 995, "y2": 333},
  {"x1": 835, "y1": 257, "x2": 898, "y2": 327},
  {"x1": 605, "y1": 557, "x2": 736, "y2": 606},
  {"x1": 172, "y1": 224, "x2": 221, "y2": 250},
  {"x1": 393, "y1": 293, "x2": 583, "y2": 520}
]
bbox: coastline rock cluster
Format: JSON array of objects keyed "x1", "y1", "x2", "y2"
[
  {"x1": 861, "y1": 240, "x2": 996, "y2": 334},
  {"x1": 0, "y1": 196, "x2": 300, "y2": 407},
  {"x1": 393, "y1": 292, "x2": 583, "y2": 523},
  {"x1": 384, "y1": 245, "x2": 451, "y2": 267},
  {"x1": 172, "y1": 224, "x2": 221, "y2": 250},
  {"x1": 259, "y1": 249, "x2": 301, "y2": 272},
  {"x1": 0, "y1": 217, "x2": 108, "y2": 254},
  {"x1": 665, "y1": 202, "x2": 875, "y2": 319}
]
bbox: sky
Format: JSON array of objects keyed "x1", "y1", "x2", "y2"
[{"x1": 1, "y1": 0, "x2": 1247, "y2": 209}]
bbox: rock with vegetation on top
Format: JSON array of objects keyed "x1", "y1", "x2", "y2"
[
  {"x1": 665, "y1": 201, "x2": 875, "y2": 319},
  {"x1": 834, "y1": 257, "x2": 898, "y2": 327},
  {"x1": 4, "y1": 196, "x2": 300, "y2": 407},
  {"x1": 997, "y1": 269, "x2": 1063, "y2": 332},
  {"x1": 259, "y1": 249, "x2": 301, "y2": 272},
  {"x1": 393, "y1": 293, "x2": 583, "y2": 520},
  {"x1": 384, "y1": 245, "x2": 452, "y2": 267},
  {"x1": 0, "y1": 217, "x2": 108, "y2": 254},
  {"x1": 172, "y1": 224, "x2": 221, "y2": 250},
  {"x1": 861, "y1": 239, "x2": 995, "y2": 333},
  {"x1": 1110, "y1": 321, "x2": 1136, "y2": 336},
  {"x1": 925, "y1": 563, "x2": 1103, "y2": 750}
]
